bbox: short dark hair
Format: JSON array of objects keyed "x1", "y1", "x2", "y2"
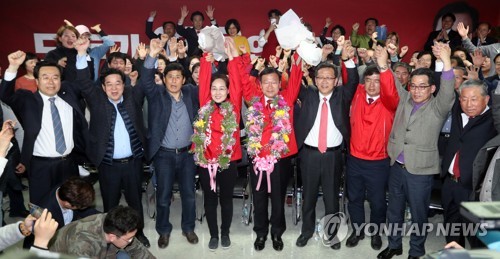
[
  {"x1": 22, "y1": 52, "x2": 39, "y2": 69},
  {"x1": 58, "y1": 177, "x2": 95, "y2": 209},
  {"x1": 103, "y1": 206, "x2": 141, "y2": 236},
  {"x1": 494, "y1": 53, "x2": 500, "y2": 64},
  {"x1": 365, "y1": 18, "x2": 379, "y2": 26},
  {"x1": 392, "y1": 62, "x2": 412, "y2": 73},
  {"x1": 100, "y1": 68, "x2": 126, "y2": 86},
  {"x1": 33, "y1": 60, "x2": 63, "y2": 79},
  {"x1": 211, "y1": 73, "x2": 229, "y2": 88},
  {"x1": 363, "y1": 65, "x2": 380, "y2": 79},
  {"x1": 410, "y1": 68, "x2": 435, "y2": 86},
  {"x1": 433, "y1": 2, "x2": 478, "y2": 31},
  {"x1": 259, "y1": 67, "x2": 281, "y2": 82},
  {"x1": 314, "y1": 62, "x2": 339, "y2": 78},
  {"x1": 107, "y1": 52, "x2": 127, "y2": 65},
  {"x1": 450, "y1": 56, "x2": 466, "y2": 68},
  {"x1": 162, "y1": 21, "x2": 176, "y2": 29},
  {"x1": 163, "y1": 62, "x2": 185, "y2": 78},
  {"x1": 190, "y1": 11, "x2": 204, "y2": 22},
  {"x1": 191, "y1": 62, "x2": 200, "y2": 74},
  {"x1": 330, "y1": 25, "x2": 346, "y2": 36},
  {"x1": 416, "y1": 51, "x2": 436, "y2": 71},
  {"x1": 268, "y1": 9, "x2": 281, "y2": 18},
  {"x1": 225, "y1": 19, "x2": 241, "y2": 34},
  {"x1": 441, "y1": 12, "x2": 456, "y2": 23}
]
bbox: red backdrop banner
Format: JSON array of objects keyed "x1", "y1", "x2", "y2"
[{"x1": 0, "y1": 0, "x2": 498, "y2": 70}]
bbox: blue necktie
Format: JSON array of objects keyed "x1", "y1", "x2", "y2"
[{"x1": 49, "y1": 97, "x2": 66, "y2": 155}]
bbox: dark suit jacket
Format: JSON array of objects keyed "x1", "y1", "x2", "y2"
[
  {"x1": 0, "y1": 76, "x2": 88, "y2": 168},
  {"x1": 471, "y1": 36, "x2": 497, "y2": 47},
  {"x1": 295, "y1": 65, "x2": 359, "y2": 150},
  {"x1": 176, "y1": 25, "x2": 202, "y2": 57},
  {"x1": 424, "y1": 29, "x2": 462, "y2": 51},
  {"x1": 441, "y1": 101, "x2": 497, "y2": 190},
  {"x1": 75, "y1": 70, "x2": 146, "y2": 166},
  {"x1": 473, "y1": 94, "x2": 500, "y2": 201},
  {"x1": 139, "y1": 62, "x2": 199, "y2": 161}
]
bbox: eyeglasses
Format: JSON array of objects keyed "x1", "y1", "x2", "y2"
[
  {"x1": 315, "y1": 77, "x2": 336, "y2": 81},
  {"x1": 118, "y1": 235, "x2": 134, "y2": 243},
  {"x1": 409, "y1": 84, "x2": 431, "y2": 91}
]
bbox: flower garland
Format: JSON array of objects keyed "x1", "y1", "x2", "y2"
[
  {"x1": 191, "y1": 101, "x2": 238, "y2": 191},
  {"x1": 245, "y1": 95, "x2": 292, "y2": 192}
]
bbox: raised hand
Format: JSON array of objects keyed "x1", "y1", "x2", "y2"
[
  {"x1": 206, "y1": 53, "x2": 215, "y2": 63},
  {"x1": 149, "y1": 38, "x2": 163, "y2": 57},
  {"x1": 63, "y1": 19, "x2": 74, "y2": 27},
  {"x1": 0, "y1": 120, "x2": 15, "y2": 158},
  {"x1": 325, "y1": 17, "x2": 332, "y2": 28},
  {"x1": 7, "y1": 50, "x2": 26, "y2": 70},
  {"x1": 400, "y1": 46, "x2": 409, "y2": 58},
  {"x1": 205, "y1": 5, "x2": 215, "y2": 20},
  {"x1": 109, "y1": 44, "x2": 120, "y2": 53},
  {"x1": 465, "y1": 65, "x2": 479, "y2": 80},
  {"x1": 371, "y1": 31, "x2": 378, "y2": 41},
  {"x1": 177, "y1": 40, "x2": 187, "y2": 57},
  {"x1": 136, "y1": 42, "x2": 148, "y2": 60},
  {"x1": 471, "y1": 49, "x2": 485, "y2": 67},
  {"x1": 33, "y1": 209, "x2": 59, "y2": 249},
  {"x1": 439, "y1": 43, "x2": 452, "y2": 70},
  {"x1": 90, "y1": 24, "x2": 102, "y2": 33},
  {"x1": 255, "y1": 57, "x2": 265, "y2": 72},
  {"x1": 160, "y1": 34, "x2": 169, "y2": 48},
  {"x1": 358, "y1": 48, "x2": 368, "y2": 59},
  {"x1": 180, "y1": 5, "x2": 189, "y2": 20},
  {"x1": 457, "y1": 22, "x2": 469, "y2": 39},
  {"x1": 225, "y1": 37, "x2": 239, "y2": 57},
  {"x1": 386, "y1": 43, "x2": 397, "y2": 57},
  {"x1": 374, "y1": 45, "x2": 388, "y2": 70},
  {"x1": 269, "y1": 55, "x2": 278, "y2": 68},
  {"x1": 239, "y1": 45, "x2": 247, "y2": 54},
  {"x1": 352, "y1": 23, "x2": 360, "y2": 31},
  {"x1": 75, "y1": 37, "x2": 90, "y2": 55},
  {"x1": 336, "y1": 35, "x2": 345, "y2": 49},
  {"x1": 150, "y1": 10, "x2": 157, "y2": 18},
  {"x1": 169, "y1": 37, "x2": 178, "y2": 55},
  {"x1": 275, "y1": 46, "x2": 283, "y2": 57},
  {"x1": 431, "y1": 43, "x2": 442, "y2": 60},
  {"x1": 278, "y1": 59, "x2": 287, "y2": 71}
]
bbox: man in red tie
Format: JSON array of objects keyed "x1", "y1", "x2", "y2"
[
  {"x1": 440, "y1": 79, "x2": 496, "y2": 248},
  {"x1": 294, "y1": 41, "x2": 359, "y2": 250},
  {"x1": 345, "y1": 46, "x2": 399, "y2": 250}
]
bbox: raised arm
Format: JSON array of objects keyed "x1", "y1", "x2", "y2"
[
  {"x1": 432, "y1": 42, "x2": 455, "y2": 117},
  {"x1": 139, "y1": 39, "x2": 163, "y2": 98},
  {"x1": 374, "y1": 45, "x2": 399, "y2": 111},
  {"x1": 198, "y1": 53, "x2": 213, "y2": 105},
  {"x1": 74, "y1": 37, "x2": 100, "y2": 99},
  {"x1": 282, "y1": 52, "x2": 303, "y2": 105},
  {"x1": 0, "y1": 51, "x2": 26, "y2": 107},
  {"x1": 146, "y1": 11, "x2": 160, "y2": 40},
  {"x1": 225, "y1": 38, "x2": 243, "y2": 111}
]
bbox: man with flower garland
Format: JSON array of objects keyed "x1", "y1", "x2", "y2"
[
  {"x1": 241, "y1": 49, "x2": 302, "y2": 252},
  {"x1": 295, "y1": 38, "x2": 359, "y2": 250}
]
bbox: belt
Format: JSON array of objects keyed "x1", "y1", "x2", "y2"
[
  {"x1": 440, "y1": 133, "x2": 451, "y2": 138},
  {"x1": 33, "y1": 155, "x2": 70, "y2": 161},
  {"x1": 112, "y1": 156, "x2": 134, "y2": 164},
  {"x1": 304, "y1": 144, "x2": 341, "y2": 152},
  {"x1": 160, "y1": 145, "x2": 191, "y2": 154},
  {"x1": 448, "y1": 173, "x2": 460, "y2": 183},
  {"x1": 395, "y1": 161, "x2": 406, "y2": 169}
]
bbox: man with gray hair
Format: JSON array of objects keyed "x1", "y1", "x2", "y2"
[{"x1": 441, "y1": 79, "x2": 497, "y2": 248}]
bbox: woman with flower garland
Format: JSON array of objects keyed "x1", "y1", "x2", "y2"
[
  {"x1": 191, "y1": 38, "x2": 242, "y2": 251},
  {"x1": 241, "y1": 50, "x2": 302, "y2": 252}
]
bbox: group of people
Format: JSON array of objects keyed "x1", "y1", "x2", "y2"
[{"x1": 0, "y1": 4, "x2": 498, "y2": 259}]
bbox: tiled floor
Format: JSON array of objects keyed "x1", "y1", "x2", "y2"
[{"x1": 4, "y1": 177, "x2": 450, "y2": 258}]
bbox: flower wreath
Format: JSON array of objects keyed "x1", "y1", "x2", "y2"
[
  {"x1": 245, "y1": 95, "x2": 292, "y2": 192},
  {"x1": 191, "y1": 101, "x2": 238, "y2": 191}
]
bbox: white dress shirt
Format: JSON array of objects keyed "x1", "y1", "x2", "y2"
[
  {"x1": 33, "y1": 93, "x2": 74, "y2": 157},
  {"x1": 304, "y1": 92, "x2": 342, "y2": 148}
]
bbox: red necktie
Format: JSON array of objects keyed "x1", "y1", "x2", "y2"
[
  {"x1": 318, "y1": 97, "x2": 328, "y2": 153},
  {"x1": 368, "y1": 98, "x2": 374, "y2": 104},
  {"x1": 452, "y1": 151, "x2": 460, "y2": 178},
  {"x1": 266, "y1": 99, "x2": 272, "y2": 110}
]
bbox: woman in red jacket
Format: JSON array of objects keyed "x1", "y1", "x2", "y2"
[{"x1": 191, "y1": 38, "x2": 242, "y2": 251}]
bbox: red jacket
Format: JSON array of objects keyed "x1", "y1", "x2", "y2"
[
  {"x1": 349, "y1": 70, "x2": 399, "y2": 160},
  {"x1": 241, "y1": 53, "x2": 302, "y2": 158},
  {"x1": 196, "y1": 54, "x2": 243, "y2": 162}
]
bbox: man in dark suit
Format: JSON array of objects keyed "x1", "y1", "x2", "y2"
[
  {"x1": 140, "y1": 39, "x2": 199, "y2": 249},
  {"x1": 294, "y1": 41, "x2": 359, "y2": 250},
  {"x1": 0, "y1": 51, "x2": 88, "y2": 205},
  {"x1": 424, "y1": 13, "x2": 462, "y2": 51},
  {"x1": 176, "y1": 5, "x2": 217, "y2": 57},
  {"x1": 72, "y1": 38, "x2": 150, "y2": 247},
  {"x1": 441, "y1": 79, "x2": 497, "y2": 248}
]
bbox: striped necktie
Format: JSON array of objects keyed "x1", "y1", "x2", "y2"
[{"x1": 49, "y1": 97, "x2": 66, "y2": 155}]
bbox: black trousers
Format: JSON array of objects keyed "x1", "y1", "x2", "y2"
[
  {"x1": 250, "y1": 156, "x2": 291, "y2": 238},
  {"x1": 98, "y1": 157, "x2": 144, "y2": 229},
  {"x1": 299, "y1": 147, "x2": 342, "y2": 237},
  {"x1": 199, "y1": 162, "x2": 237, "y2": 238},
  {"x1": 28, "y1": 155, "x2": 78, "y2": 204},
  {"x1": 441, "y1": 176, "x2": 484, "y2": 248}
]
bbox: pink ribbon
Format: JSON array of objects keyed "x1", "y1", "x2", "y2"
[
  {"x1": 253, "y1": 156, "x2": 277, "y2": 193},
  {"x1": 207, "y1": 163, "x2": 219, "y2": 192}
]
